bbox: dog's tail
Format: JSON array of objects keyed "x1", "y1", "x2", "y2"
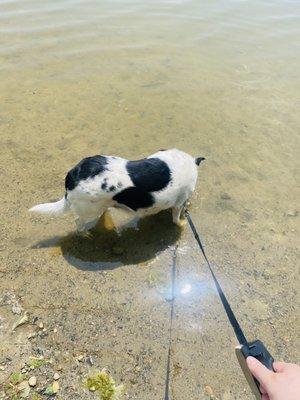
[
  {"x1": 195, "y1": 156, "x2": 205, "y2": 166},
  {"x1": 29, "y1": 196, "x2": 69, "y2": 216}
]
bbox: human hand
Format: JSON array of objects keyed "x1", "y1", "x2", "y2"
[{"x1": 246, "y1": 356, "x2": 300, "y2": 400}]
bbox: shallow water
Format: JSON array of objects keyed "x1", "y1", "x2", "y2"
[{"x1": 0, "y1": 0, "x2": 299, "y2": 399}]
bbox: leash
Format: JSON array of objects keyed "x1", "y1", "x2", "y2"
[
  {"x1": 185, "y1": 210, "x2": 248, "y2": 345},
  {"x1": 184, "y1": 209, "x2": 274, "y2": 399}
]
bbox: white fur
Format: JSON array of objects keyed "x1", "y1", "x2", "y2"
[
  {"x1": 29, "y1": 197, "x2": 68, "y2": 215},
  {"x1": 30, "y1": 149, "x2": 199, "y2": 231}
]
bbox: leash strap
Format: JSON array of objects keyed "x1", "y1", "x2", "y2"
[{"x1": 185, "y1": 210, "x2": 248, "y2": 346}]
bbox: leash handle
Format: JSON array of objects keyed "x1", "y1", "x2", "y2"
[{"x1": 236, "y1": 340, "x2": 275, "y2": 399}]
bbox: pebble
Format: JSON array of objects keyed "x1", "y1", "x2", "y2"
[
  {"x1": 286, "y1": 210, "x2": 298, "y2": 217},
  {"x1": 17, "y1": 381, "x2": 30, "y2": 398},
  {"x1": 204, "y1": 385, "x2": 214, "y2": 396},
  {"x1": 29, "y1": 376, "x2": 37, "y2": 387},
  {"x1": 77, "y1": 355, "x2": 84, "y2": 362},
  {"x1": 220, "y1": 192, "x2": 231, "y2": 200},
  {"x1": 11, "y1": 305, "x2": 22, "y2": 315},
  {"x1": 38, "y1": 322, "x2": 44, "y2": 329},
  {"x1": 87, "y1": 356, "x2": 94, "y2": 366},
  {"x1": 52, "y1": 381, "x2": 59, "y2": 393},
  {"x1": 0, "y1": 365, "x2": 6, "y2": 371},
  {"x1": 12, "y1": 313, "x2": 29, "y2": 330},
  {"x1": 53, "y1": 373, "x2": 60, "y2": 380}
]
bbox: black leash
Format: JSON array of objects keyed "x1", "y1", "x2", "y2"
[
  {"x1": 184, "y1": 209, "x2": 248, "y2": 346},
  {"x1": 184, "y1": 209, "x2": 274, "y2": 400},
  {"x1": 163, "y1": 212, "x2": 248, "y2": 400},
  {"x1": 163, "y1": 209, "x2": 274, "y2": 399},
  {"x1": 164, "y1": 245, "x2": 177, "y2": 400}
]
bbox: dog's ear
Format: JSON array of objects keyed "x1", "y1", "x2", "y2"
[{"x1": 195, "y1": 157, "x2": 205, "y2": 166}]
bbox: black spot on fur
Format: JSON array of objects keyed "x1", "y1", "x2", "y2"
[
  {"x1": 65, "y1": 155, "x2": 107, "y2": 191},
  {"x1": 159, "y1": 149, "x2": 167, "y2": 151},
  {"x1": 126, "y1": 158, "x2": 171, "y2": 192},
  {"x1": 109, "y1": 185, "x2": 116, "y2": 192},
  {"x1": 101, "y1": 178, "x2": 108, "y2": 191},
  {"x1": 113, "y1": 187, "x2": 154, "y2": 211}
]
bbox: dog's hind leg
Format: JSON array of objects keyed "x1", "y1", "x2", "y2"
[
  {"x1": 172, "y1": 206, "x2": 186, "y2": 227},
  {"x1": 102, "y1": 210, "x2": 116, "y2": 231}
]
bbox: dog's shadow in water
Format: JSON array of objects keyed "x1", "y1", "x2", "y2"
[{"x1": 33, "y1": 210, "x2": 181, "y2": 271}]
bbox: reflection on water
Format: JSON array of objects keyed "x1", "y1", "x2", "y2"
[
  {"x1": 0, "y1": 0, "x2": 299, "y2": 399},
  {"x1": 180, "y1": 282, "x2": 192, "y2": 295}
]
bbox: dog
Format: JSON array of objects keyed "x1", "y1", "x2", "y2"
[{"x1": 29, "y1": 149, "x2": 205, "y2": 232}]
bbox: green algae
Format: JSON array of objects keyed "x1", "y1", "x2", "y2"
[
  {"x1": 85, "y1": 369, "x2": 124, "y2": 400},
  {"x1": 27, "y1": 357, "x2": 51, "y2": 369},
  {"x1": 9, "y1": 371, "x2": 26, "y2": 385},
  {"x1": 4, "y1": 372, "x2": 29, "y2": 399},
  {"x1": 31, "y1": 394, "x2": 43, "y2": 400}
]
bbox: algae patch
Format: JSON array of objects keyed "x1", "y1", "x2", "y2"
[
  {"x1": 28, "y1": 357, "x2": 51, "y2": 369},
  {"x1": 85, "y1": 369, "x2": 124, "y2": 400},
  {"x1": 31, "y1": 394, "x2": 43, "y2": 400},
  {"x1": 10, "y1": 371, "x2": 27, "y2": 385},
  {"x1": 4, "y1": 371, "x2": 29, "y2": 399}
]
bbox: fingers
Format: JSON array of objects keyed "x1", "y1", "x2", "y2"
[
  {"x1": 246, "y1": 356, "x2": 274, "y2": 388},
  {"x1": 273, "y1": 361, "x2": 287, "y2": 372},
  {"x1": 260, "y1": 385, "x2": 267, "y2": 394}
]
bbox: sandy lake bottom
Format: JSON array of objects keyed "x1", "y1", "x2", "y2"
[{"x1": 0, "y1": 0, "x2": 299, "y2": 399}]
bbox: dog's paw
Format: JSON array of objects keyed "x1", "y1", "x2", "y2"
[
  {"x1": 103, "y1": 211, "x2": 115, "y2": 231},
  {"x1": 175, "y1": 218, "x2": 187, "y2": 228}
]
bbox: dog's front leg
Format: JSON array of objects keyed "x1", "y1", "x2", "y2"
[
  {"x1": 75, "y1": 217, "x2": 98, "y2": 239},
  {"x1": 75, "y1": 217, "x2": 86, "y2": 232}
]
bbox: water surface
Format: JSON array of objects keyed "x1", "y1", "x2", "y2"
[{"x1": 0, "y1": 1, "x2": 299, "y2": 399}]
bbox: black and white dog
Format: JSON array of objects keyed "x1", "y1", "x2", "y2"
[{"x1": 29, "y1": 149, "x2": 204, "y2": 232}]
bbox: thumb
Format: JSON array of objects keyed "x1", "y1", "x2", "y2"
[{"x1": 246, "y1": 356, "x2": 273, "y2": 388}]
